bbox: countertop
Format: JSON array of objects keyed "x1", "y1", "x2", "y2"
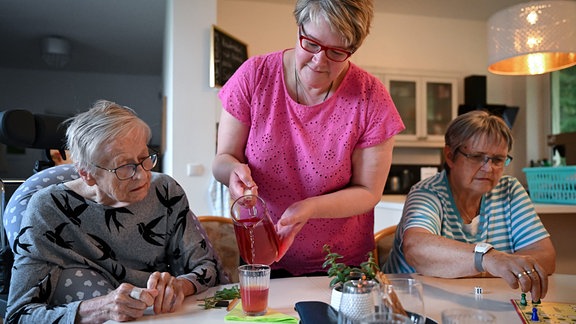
[{"x1": 379, "y1": 195, "x2": 576, "y2": 215}]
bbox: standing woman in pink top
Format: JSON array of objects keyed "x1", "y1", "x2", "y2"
[{"x1": 213, "y1": 0, "x2": 404, "y2": 278}]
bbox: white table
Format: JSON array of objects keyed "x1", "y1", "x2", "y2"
[{"x1": 106, "y1": 273, "x2": 576, "y2": 323}]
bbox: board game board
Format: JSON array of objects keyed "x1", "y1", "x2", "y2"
[{"x1": 511, "y1": 298, "x2": 576, "y2": 323}]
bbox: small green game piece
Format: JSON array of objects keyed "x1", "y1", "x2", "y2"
[
  {"x1": 520, "y1": 293, "x2": 528, "y2": 306},
  {"x1": 532, "y1": 299, "x2": 541, "y2": 305}
]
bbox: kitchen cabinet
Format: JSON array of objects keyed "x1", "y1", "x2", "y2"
[{"x1": 383, "y1": 74, "x2": 457, "y2": 148}]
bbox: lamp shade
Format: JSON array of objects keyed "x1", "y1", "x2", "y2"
[{"x1": 488, "y1": 1, "x2": 576, "y2": 75}]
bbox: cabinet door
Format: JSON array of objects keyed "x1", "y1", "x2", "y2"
[
  {"x1": 424, "y1": 78, "x2": 457, "y2": 141},
  {"x1": 385, "y1": 75, "x2": 420, "y2": 140}
]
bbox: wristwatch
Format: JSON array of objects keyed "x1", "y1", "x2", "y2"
[{"x1": 474, "y1": 243, "x2": 493, "y2": 272}]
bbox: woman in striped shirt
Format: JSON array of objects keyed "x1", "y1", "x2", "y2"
[{"x1": 383, "y1": 110, "x2": 555, "y2": 302}]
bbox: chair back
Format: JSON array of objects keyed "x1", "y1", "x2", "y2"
[
  {"x1": 0, "y1": 164, "x2": 78, "y2": 316},
  {"x1": 198, "y1": 216, "x2": 240, "y2": 283},
  {"x1": 373, "y1": 225, "x2": 397, "y2": 269},
  {"x1": 3, "y1": 164, "x2": 79, "y2": 249},
  {"x1": 0, "y1": 109, "x2": 69, "y2": 172}
]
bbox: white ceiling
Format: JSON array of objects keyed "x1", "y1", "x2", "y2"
[
  {"x1": 0, "y1": 0, "x2": 166, "y2": 75},
  {"x1": 0, "y1": 0, "x2": 530, "y2": 75}
]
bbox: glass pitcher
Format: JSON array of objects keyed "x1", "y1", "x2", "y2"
[{"x1": 230, "y1": 195, "x2": 280, "y2": 265}]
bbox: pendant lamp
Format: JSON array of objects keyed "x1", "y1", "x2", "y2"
[{"x1": 487, "y1": 1, "x2": 576, "y2": 75}]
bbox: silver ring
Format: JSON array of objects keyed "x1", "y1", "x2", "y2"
[
  {"x1": 525, "y1": 268, "x2": 536, "y2": 275},
  {"x1": 516, "y1": 271, "x2": 527, "y2": 279},
  {"x1": 129, "y1": 287, "x2": 142, "y2": 300}
]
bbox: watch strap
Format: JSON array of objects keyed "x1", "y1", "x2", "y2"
[{"x1": 474, "y1": 251, "x2": 484, "y2": 272}]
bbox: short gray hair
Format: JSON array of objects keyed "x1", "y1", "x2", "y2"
[
  {"x1": 294, "y1": 0, "x2": 374, "y2": 51},
  {"x1": 445, "y1": 110, "x2": 513, "y2": 171},
  {"x1": 65, "y1": 100, "x2": 151, "y2": 173}
]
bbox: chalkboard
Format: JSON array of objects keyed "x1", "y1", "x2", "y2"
[{"x1": 210, "y1": 25, "x2": 248, "y2": 88}]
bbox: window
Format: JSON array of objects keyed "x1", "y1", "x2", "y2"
[{"x1": 551, "y1": 65, "x2": 576, "y2": 133}]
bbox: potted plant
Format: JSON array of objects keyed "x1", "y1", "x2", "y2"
[{"x1": 322, "y1": 244, "x2": 380, "y2": 309}]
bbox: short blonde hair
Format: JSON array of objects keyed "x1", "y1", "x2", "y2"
[{"x1": 294, "y1": 0, "x2": 374, "y2": 51}]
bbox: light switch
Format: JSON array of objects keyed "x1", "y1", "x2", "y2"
[{"x1": 187, "y1": 163, "x2": 204, "y2": 177}]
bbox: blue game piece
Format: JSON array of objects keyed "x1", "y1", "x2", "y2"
[{"x1": 531, "y1": 307, "x2": 539, "y2": 321}]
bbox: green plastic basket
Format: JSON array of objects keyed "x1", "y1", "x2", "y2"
[{"x1": 522, "y1": 166, "x2": 576, "y2": 205}]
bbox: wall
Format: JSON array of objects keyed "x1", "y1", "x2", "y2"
[
  {"x1": 216, "y1": 1, "x2": 548, "y2": 185},
  {"x1": 163, "y1": 0, "x2": 219, "y2": 216},
  {"x1": 0, "y1": 68, "x2": 162, "y2": 178},
  {"x1": 1, "y1": 1, "x2": 551, "y2": 215}
]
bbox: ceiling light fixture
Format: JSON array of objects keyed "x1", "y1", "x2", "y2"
[
  {"x1": 487, "y1": 1, "x2": 576, "y2": 75},
  {"x1": 41, "y1": 36, "x2": 71, "y2": 68}
]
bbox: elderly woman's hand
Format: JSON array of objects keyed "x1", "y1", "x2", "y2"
[
  {"x1": 483, "y1": 250, "x2": 549, "y2": 302},
  {"x1": 76, "y1": 283, "x2": 157, "y2": 323},
  {"x1": 147, "y1": 271, "x2": 195, "y2": 314}
]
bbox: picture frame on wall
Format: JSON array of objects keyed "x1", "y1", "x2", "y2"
[{"x1": 210, "y1": 25, "x2": 248, "y2": 88}]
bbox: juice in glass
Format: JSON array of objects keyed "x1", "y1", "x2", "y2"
[{"x1": 240, "y1": 285, "x2": 269, "y2": 314}]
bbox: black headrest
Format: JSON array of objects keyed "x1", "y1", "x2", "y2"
[{"x1": 0, "y1": 109, "x2": 68, "y2": 150}]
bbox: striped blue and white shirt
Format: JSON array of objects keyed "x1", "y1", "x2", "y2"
[{"x1": 382, "y1": 170, "x2": 549, "y2": 274}]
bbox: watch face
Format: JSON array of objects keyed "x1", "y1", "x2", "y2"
[
  {"x1": 475, "y1": 243, "x2": 493, "y2": 253},
  {"x1": 474, "y1": 243, "x2": 492, "y2": 253}
]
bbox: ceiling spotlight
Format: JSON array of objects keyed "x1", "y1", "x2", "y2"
[{"x1": 42, "y1": 36, "x2": 71, "y2": 68}]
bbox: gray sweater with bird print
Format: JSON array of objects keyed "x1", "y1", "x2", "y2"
[{"x1": 6, "y1": 172, "x2": 225, "y2": 323}]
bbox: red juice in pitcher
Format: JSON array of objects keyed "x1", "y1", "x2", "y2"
[
  {"x1": 233, "y1": 216, "x2": 279, "y2": 265},
  {"x1": 231, "y1": 195, "x2": 280, "y2": 265}
]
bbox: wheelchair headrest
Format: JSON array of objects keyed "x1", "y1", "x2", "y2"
[{"x1": 0, "y1": 109, "x2": 68, "y2": 150}]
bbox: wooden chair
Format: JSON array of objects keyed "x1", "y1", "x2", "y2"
[
  {"x1": 373, "y1": 225, "x2": 398, "y2": 269},
  {"x1": 197, "y1": 216, "x2": 240, "y2": 283}
]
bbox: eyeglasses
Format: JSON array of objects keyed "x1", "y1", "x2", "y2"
[
  {"x1": 93, "y1": 152, "x2": 158, "y2": 180},
  {"x1": 456, "y1": 149, "x2": 513, "y2": 167},
  {"x1": 298, "y1": 26, "x2": 353, "y2": 62}
]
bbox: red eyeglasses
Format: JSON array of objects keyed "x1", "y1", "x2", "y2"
[{"x1": 298, "y1": 26, "x2": 354, "y2": 62}]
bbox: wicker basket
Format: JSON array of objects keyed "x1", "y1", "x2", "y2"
[{"x1": 523, "y1": 166, "x2": 576, "y2": 205}]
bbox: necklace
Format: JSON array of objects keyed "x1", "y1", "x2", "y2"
[
  {"x1": 294, "y1": 68, "x2": 333, "y2": 105},
  {"x1": 461, "y1": 205, "x2": 480, "y2": 223}
]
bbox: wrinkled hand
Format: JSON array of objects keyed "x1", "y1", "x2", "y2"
[
  {"x1": 484, "y1": 250, "x2": 548, "y2": 301},
  {"x1": 147, "y1": 271, "x2": 190, "y2": 314},
  {"x1": 77, "y1": 283, "x2": 158, "y2": 323},
  {"x1": 228, "y1": 163, "x2": 258, "y2": 200}
]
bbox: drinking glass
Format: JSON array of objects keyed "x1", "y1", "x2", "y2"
[
  {"x1": 338, "y1": 280, "x2": 380, "y2": 324},
  {"x1": 441, "y1": 309, "x2": 496, "y2": 324},
  {"x1": 381, "y1": 278, "x2": 425, "y2": 324},
  {"x1": 238, "y1": 264, "x2": 271, "y2": 316},
  {"x1": 359, "y1": 312, "x2": 412, "y2": 324}
]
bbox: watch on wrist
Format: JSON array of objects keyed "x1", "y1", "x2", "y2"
[{"x1": 474, "y1": 243, "x2": 493, "y2": 272}]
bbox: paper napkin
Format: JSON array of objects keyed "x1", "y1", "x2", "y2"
[{"x1": 224, "y1": 302, "x2": 298, "y2": 323}]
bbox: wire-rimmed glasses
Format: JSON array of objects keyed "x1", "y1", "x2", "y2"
[
  {"x1": 456, "y1": 148, "x2": 513, "y2": 167},
  {"x1": 93, "y1": 152, "x2": 158, "y2": 180},
  {"x1": 298, "y1": 25, "x2": 353, "y2": 62}
]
